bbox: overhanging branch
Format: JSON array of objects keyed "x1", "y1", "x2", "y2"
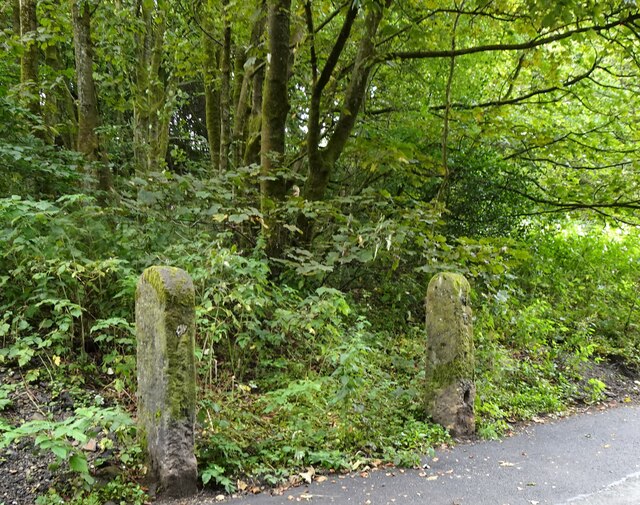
[{"x1": 380, "y1": 12, "x2": 640, "y2": 61}]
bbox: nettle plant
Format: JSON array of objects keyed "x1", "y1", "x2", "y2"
[{"x1": 0, "y1": 406, "x2": 136, "y2": 487}]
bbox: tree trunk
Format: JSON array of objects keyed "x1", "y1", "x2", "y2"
[
  {"x1": 233, "y1": 3, "x2": 266, "y2": 168},
  {"x1": 12, "y1": 0, "x2": 21, "y2": 37},
  {"x1": 204, "y1": 61, "x2": 221, "y2": 172},
  {"x1": 71, "y1": 0, "x2": 112, "y2": 197},
  {"x1": 232, "y1": 60, "x2": 251, "y2": 167},
  {"x1": 243, "y1": 57, "x2": 265, "y2": 167},
  {"x1": 260, "y1": 0, "x2": 292, "y2": 257},
  {"x1": 219, "y1": 0, "x2": 232, "y2": 172},
  {"x1": 19, "y1": 0, "x2": 39, "y2": 116},
  {"x1": 72, "y1": 0, "x2": 99, "y2": 158},
  {"x1": 300, "y1": 1, "x2": 388, "y2": 241},
  {"x1": 202, "y1": 0, "x2": 220, "y2": 172},
  {"x1": 133, "y1": 0, "x2": 174, "y2": 174},
  {"x1": 44, "y1": 42, "x2": 77, "y2": 149}
]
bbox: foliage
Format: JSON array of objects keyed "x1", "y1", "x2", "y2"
[
  {"x1": 1, "y1": 406, "x2": 137, "y2": 487},
  {"x1": 2, "y1": 0, "x2": 640, "y2": 501},
  {"x1": 474, "y1": 224, "x2": 640, "y2": 437},
  {"x1": 34, "y1": 478, "x2": 147, "y2": 505}
]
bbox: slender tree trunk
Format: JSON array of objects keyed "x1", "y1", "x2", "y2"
[
  {"x1": 71, "y1": 0, "x2": 113, "y2": 197},
  {"x1": 203, "y1": 48, "x2": 221, "y2": 172},
  {"x1": 261, "y1": 0, "x2": 292, "y2": 257},
  {"x1": 232, "y1": 61, "x2": 251, "y2": 166},
  {"x1": 305, "y1": 5, "x2": 384, "y2": 202},
  {"x1": 219, "y1": 0, "x2": 232, "y2": 172},
  {"x1": 19, "y1": 0, "x2": 40, "y2": 116},
  {"x1": 233, "y1": 4, "x2": 266, "y2": 167},
  {"x1": 133, "y1": 0, "x2": 174, "y2": 174},
  {"x1": 437, "y1": 8, "x2": 462, "y2": 205},
  {"x1": 72, "y1": 0, "x2": 99, "y2": 158},
  {"x1": 12, "y1": 0, "x2": 21, "y2": 38},
  {"x1": 243, "y1": 60, "x2": 264, "y2": 166},
  {"x1": 261, "y1": 0, "x2": 291, "y2": 200},
  {"x1": 299, "y1": 2, "x2": 388, "y2": 242},
  {"x1": 44, "y1": 42, "x2": 77, "y2": 149}
]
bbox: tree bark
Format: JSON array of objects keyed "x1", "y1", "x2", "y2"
[
  {"x1": 243, "y1": 60, "x2": 264, "y2": 166},
  {"x1": 204, "y1": 65, "x2": 221, "y2": 172},
  {"x1": 219, "y1": 0, "x2": 232, "y2": 172},
  {"x1": 300, "y1": 1, "x2": 388, "y2": 241},
  {"x1": 133, "y1": 0, "x2": 174, "y2": 174},
  {"x1": 44, "y1": 42, "x2": 77, "y2": 150},
  {"x1": 233, "y1": 3, "x2": 266, "y2": 167},
  {"x1": 71, "y1": 0, "x2": 113, "y2": 196},
  {"x1": 12, "y1": 0, "x2": 21, "y2": 38},
  {"x1": 19, "y1": 0, "x2": 39, "y2": 116},
  {"x1": 72, "y1": 0, "x2": 99, "y2": 158},
  {"x1": 202, "y1": 0, "x2": 220, "y2": 172},
  {"x1": 260, "y1": 0, "x2": 292, "y2": 256}
]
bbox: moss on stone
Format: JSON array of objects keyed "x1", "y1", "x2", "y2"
[
  {"x1": 424, "y1": 272, "x2": 475, "y2": 435},
  {"x1": 136, "y1": 265, "x2": 197, "y2": 496}
]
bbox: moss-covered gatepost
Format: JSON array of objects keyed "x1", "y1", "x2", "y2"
[
  {"x1": 424, "y1": 272, "x2": 476, "y2": 437},
  {"x1": 136, "y1": 266, "x2": 197, "y2": 497}
]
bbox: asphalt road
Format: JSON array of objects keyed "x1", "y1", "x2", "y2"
[{"x1": 221, "y1": 404, "x2": 640, "y2": 505}]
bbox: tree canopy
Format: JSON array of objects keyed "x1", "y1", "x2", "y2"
[{"x1": 3, "y1": 0, "x2": 640, "y2": 234}]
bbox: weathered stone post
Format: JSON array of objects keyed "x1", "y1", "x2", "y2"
[
  {"x1": 424, "y1": 272, "x2": 475, "y2": 437},
  {"x1": 136, "y1": 266, "x2": 198, "y2": 497}
]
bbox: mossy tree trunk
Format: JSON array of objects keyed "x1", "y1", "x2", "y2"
[
  {"x1": 219, "y1": 0, "x2": 232, "y2": 172},
  {"x1": 19, "y1": 0, "x2": 40, "y2": 117},
  {"x1": 300, "y1": 0, "x2": 389, "y2": 243},
  {"x1": 232, "y1": 6, "x2": 265, "y2": 168},
  {"x1": 71, "y1": 0, "x2": 112, "y2": 196},
  {"x1": 44, "y1": 40, "x2": 78, "y2": 150},
  {"x1": 202, "y1": 1, "x2": 221, "y2": 173},
  {"x1": 12, "y1": 0, "x2": 21, "y2": 37},
  {"x1": 260, "y1": 0, "x2": 292, "y2": 258},
  {"x1": 133, "y1": 0, "x2": 174, "y2": 174},
  {"x1": 243, "y1": 36, "x2": 265, "y2": 167}
]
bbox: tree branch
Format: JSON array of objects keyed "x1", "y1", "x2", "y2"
[
  {"x1": 430, "y1": 58, "x2": 599, "y2": 110},
  {"x1": 315, "y1": 2, "x2": 358, "y2": 95},
  {"x1": 304, "y1": 2, "x2": 318, "y2": 84},
  {"x1": 380, "y1": 13, "x2": 640, "y2": 61}
]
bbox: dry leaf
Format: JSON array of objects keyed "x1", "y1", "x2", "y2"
[{"x1": 299, "y1": 467, "x2": 315, "y2": 484}]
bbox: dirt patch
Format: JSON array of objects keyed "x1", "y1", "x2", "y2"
[
  {"x1": 0, "y1": 367, "x2": 98, "y2": 505},
  {"x1": 574, "y1": 360, "x2": 640, "y2": 404}
]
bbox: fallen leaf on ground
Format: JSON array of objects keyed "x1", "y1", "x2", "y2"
[{"x1": 300, "y1": 467, "x2": 315, "y2": 484}]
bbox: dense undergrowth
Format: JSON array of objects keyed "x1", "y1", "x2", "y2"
[{"x1": 1, "y1": 166, "x2": 639, "y2": 503}]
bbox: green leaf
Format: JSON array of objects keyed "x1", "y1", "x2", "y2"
[
  {"x1": 228, "y1": 213, "x2": 249, "y2": 224},
  {"x1": 69, "y1": 454, "x2": 89, "y2": 474},
  {"x1": 51, "y1": 444, "x2": 68, "y2": 460}
]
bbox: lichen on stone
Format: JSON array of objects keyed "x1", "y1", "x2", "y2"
[
  {"x1": 135, "y1": 265, "x2": 197, "y2": 497},
  {"x1": 424, "y1": 272, "x2": 476, "y2": 436}
]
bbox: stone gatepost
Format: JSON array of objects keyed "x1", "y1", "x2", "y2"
[
  {"x1": 424, "y1": 272, "x2": 475, "y2": 437},
  {"x1": 136, "y1": 266, "x2": 198, "y2": 497}
]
